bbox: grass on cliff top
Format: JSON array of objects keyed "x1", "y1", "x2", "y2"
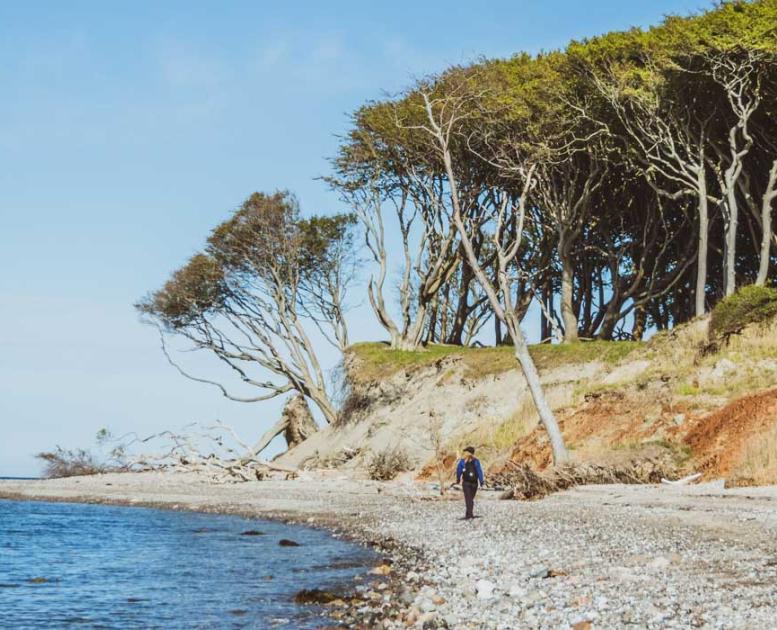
[{"x1": 348, "y1": 340, "x2": 641, "y2": 382}]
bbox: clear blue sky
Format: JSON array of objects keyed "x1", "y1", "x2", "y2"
[{"x1": 0, "y1": 0, "x2": 708, "y2": 477}]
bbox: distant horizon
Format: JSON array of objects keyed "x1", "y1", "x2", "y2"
[{"x1": 1, "y1": 0, "x2": 710, "y2": 477}]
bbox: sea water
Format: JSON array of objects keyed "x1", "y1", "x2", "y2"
[{"x1": 0, "y1": 499, "x2": 376, "y2": 628}]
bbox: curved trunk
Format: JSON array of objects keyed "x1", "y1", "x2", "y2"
[{"x1": 250, "y1": 395, "x2": 319, "y2": 457}]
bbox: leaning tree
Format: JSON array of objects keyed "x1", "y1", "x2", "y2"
[{"x1": 137, "y1": 191, "x2": 357, "y2": 454}]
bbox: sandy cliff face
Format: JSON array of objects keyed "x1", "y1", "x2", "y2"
[
  {"x1": 276, "y1": 316, "x2": 777, "y2": 485},
  {"x1": 276, "y1": 353, "x2": 604, "y2": 472}
]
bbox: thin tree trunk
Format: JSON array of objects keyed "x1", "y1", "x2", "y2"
[
  {"x1": 447, "y1": 270, "x2": 471, "y2": 345},
  {"x1": 756, "y1": 160, "x2": 777, "y2": 286},
  {"x1": 249, "y1": 418, "x2": 288, "y2": 457},
  {"x1": 507, "y1": 318, "x2": 569, "y2": 463},
  {"x1": 425, "y1": 95, "x2": 569, "y2": 465},
  {"x1": 695, "y1": 178, "x2": 709, "y2": 316},
  {"x1": 540, "y1": 281, "x2": 550, "y2": 342},
  {"x1": 724, "y1": 189, "x2": 738, "y2": 297}
]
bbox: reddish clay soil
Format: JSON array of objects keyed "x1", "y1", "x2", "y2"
[
  {"x1": 494, "y1": 385, "x2": 777, "y2": 482},
  {"x1": 497, "y1": 387, "x2": 687, "y2": 472},
  {"x1": 683, "y1": 386, "x2": 777, "y2": 478},
  {"x1": 416, "y1": 453, "x2": 458, "y2": 481}
]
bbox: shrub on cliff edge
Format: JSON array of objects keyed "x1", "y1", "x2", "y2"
[{"x1": 709, "y1": 285, "x2": 777, "y2": 340}]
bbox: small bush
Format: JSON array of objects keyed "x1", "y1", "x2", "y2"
[
  {"x1": 710, "y1": 285, "x2": 777, "y2": 340},
  {"x1": 367, "y1": 446, "x2": 413, "y2": 481},
  {"x1": 36, "y1": 447, "x2": 107, "y2": 478},
  {"x1": 337, "y1": 390, "x2": 372, "y2": 425}
]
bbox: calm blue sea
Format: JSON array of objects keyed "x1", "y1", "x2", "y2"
[{"x1": 0, "y1": 499, "x2": 376, "y2": 629}]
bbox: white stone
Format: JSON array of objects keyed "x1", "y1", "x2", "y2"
[
  {"x1": 711, "y1": 358, "x2": 737, "y2": 378},
  {"x1": 419, "y1": 598, "x2": 436, "y2": 613},
  {"x1": 475, "y1": 579, "x2": 496, "y2": 600},
  {"x1": 508, "y1": 583, "x2": 527, "y2": 598},
  {"x1": 648, "y1": 556, "x2": 671, "y2": 570}
]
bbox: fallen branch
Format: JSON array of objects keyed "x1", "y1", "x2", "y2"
[
  {"x1": 661, "y1": 472, "x2": 702, "y2": 486},
  {"x1": 106, "y1": 421, "x2": 299, "y2": 484}
]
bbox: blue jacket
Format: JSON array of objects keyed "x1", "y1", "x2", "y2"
[{"x1": 456, "y1": 457, "x2": 484, "y2": 486}]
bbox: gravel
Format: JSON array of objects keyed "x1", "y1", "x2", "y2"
[{"x1": 2, "y1": 472, "x2": 776, "y2": 629}]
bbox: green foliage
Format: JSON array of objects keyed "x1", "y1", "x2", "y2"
[
  {"x1": 296, "y1": 212, "x2": 357, "y2": 275},
  {"x1": 207, "y1": 190, "x2": 300, "y2": 276},
  {"x1": 676, "y1": 383, "x2": 702, "y2": 396},
  {"x1": 136, "y1": 253, "x2": 226, "y2": 329},
  {"x1": 531, "y1": 341, "x2": 642, "y2": 370},
  {"x1": 139, "y1": 191, "x2": 356, "y2": 331},
  {"x1": 709, "y1": 285, "x2": 777, "y2": 339}
]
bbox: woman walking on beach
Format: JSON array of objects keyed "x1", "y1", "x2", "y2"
[{"x1": 455, "y1": 446, "x2": 484, "y2": 519}]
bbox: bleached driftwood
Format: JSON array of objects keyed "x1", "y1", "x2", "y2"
[
  {"x1": 108, "y1": 420, "x2": 298, "y2": 484},
  {"x1": 661, "y1": 472, "x2": 702, "y2": 486}
]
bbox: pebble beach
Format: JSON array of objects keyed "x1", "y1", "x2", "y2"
[{"x1": 2, "y1": 472, "x2": 776, "y2": 629}]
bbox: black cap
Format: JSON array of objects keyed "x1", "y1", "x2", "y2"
[{"x1": 464, "y1": 446, "x2": 475, "y2": 454}]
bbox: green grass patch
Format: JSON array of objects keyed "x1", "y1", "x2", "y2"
[
  {"x1": 676, "y1": 383, "x2": 702, "y2": 396},
  {"x1": 709, "y1": 284, "x2": 777, "y2": 340},
  {"x1": 530, "y1": 340, "x2": 641, "y2": 370},
  {"x1": 348, "y1": 340, "x2": 642, "y2": 382}
]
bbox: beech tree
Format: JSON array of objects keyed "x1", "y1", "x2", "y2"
[{"x1": 138, "y1": 191, "x2": 357, "y2": 436}]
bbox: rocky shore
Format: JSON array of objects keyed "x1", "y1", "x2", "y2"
[{"x1": 2, "y1": 471, "x2": 776, "y2": 629}]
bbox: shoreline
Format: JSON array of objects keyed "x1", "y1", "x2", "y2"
[
  {"x1": 0, "y1": 471, "x2": 436, "y2": 628},
  {"x1": 3, "y1": 471, "x2": 777, "y2": 628}
]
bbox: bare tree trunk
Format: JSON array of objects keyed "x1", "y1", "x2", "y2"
[
  {"x1": 447, "y1": 260, "x2": 473, "y2": 345},
  {"x1": 560, "y1": 251, "x2": 578, "y2": 342},
  {"x1": 250, "y1": 418, "x2": 288, "y2": 457},
  {"x1": 696, "y1": 183, "x2": 709, "y2": 316},
  {"x1": 724, "y1": 194, "x2": 738, "y2": 297},
  {"x1": 632, "y1": 304, "x2": 646, "y2": 341},
  {"x1": 540, "y1": 282, "x2": 550, "y2": 342},
  {"x1": 283, "y1": 396, "x2": 318, "y2": 448},
  {"x1": 249, "y1": 394, "x2": 319, "y2": 456},
  {"x1": 597, "y1": 308, "x2": 621, "y2": 341},
  {"x1": 507, "y1": 319, "x2": 568, "y2": 463},
  {"x1": 416, "y1": 89, "x2": 569, "y2": 465},
  {"x1": 756, "y1": 160, "x2": 777, "y2": 286}
]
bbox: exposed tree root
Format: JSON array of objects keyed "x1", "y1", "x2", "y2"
[{"x1": 491, "y1": 457, "x2": 677, "y2": 500}]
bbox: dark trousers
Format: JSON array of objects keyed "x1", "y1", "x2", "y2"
[{"x1": 462, "y1": 481, "x2": 478, "y2": 518}]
